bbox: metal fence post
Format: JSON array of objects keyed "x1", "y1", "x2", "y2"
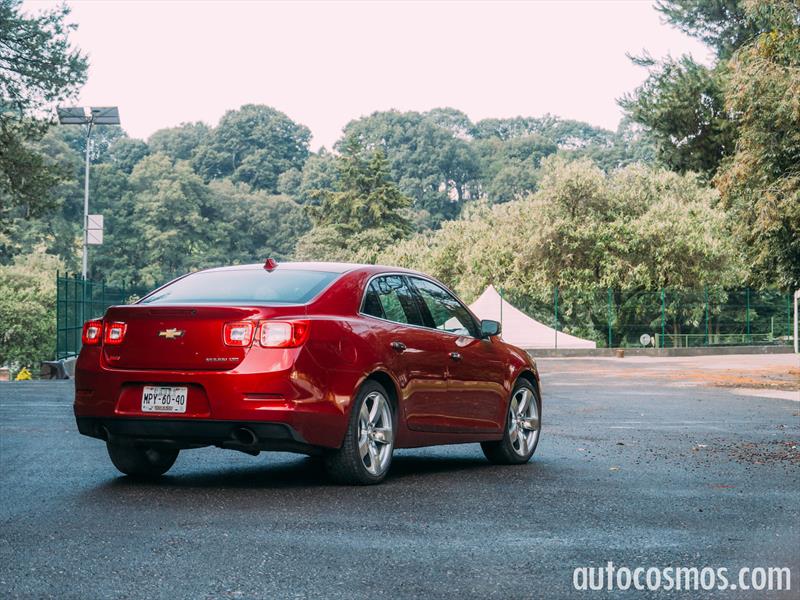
[
  {"x1": 788, "y1": 293, "x2": 792, "y2": 339},
  {"x1": 72, "y1": 274, "x2": 79, "y2": 356},
  {"x1": 554, "y1": 286, "x2": 559, "y2": 350},
  {"x1": 660, "y1": 288, "x2": 666, "y2": 345},
  {"x1": 607, "y1": 288, "x2": 613, "y2": 348},
  {"x1": 498, "y1": 286, "x2": 503, "y2": 330},
  {"x1": 704, "y1": 286, "x2": 709, "y2": 346},
  {"x1": 55, "y1": 271, "x2": 60, "y2": 359},
  {"x1": 746, "y1": 287, "x2": 751, "y2": 344}
]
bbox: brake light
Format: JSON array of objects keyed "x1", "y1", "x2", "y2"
[
  {"x1": 103, "y1": 322, "x2": 127, "y2": 345},
  {"x1": 82, "y1": 320, "x2": 103, "y2": 345},
  {"x1": 223, "y1": 321, "x2": 255, "y2": 347},
  {"x1": 258, "y1": 320, "x2": 311, "y2": 348}
]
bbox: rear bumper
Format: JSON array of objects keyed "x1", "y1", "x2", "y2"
[
  {"x1": 74, "y1": 345, "x2": 360, "y2": 449},
  {"x1": 76, "y1": 416, "x2": 320, "y2": 455}
]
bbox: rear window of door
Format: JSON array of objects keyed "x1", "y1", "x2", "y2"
[
  {"x1": 408, "y1": 277, "x2": 479, "y2": 337},
  {"x1": 362, "y1": 275, "x2": 424, "y2": 326}
]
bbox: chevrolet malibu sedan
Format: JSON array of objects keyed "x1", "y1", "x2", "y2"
[{"x1": 75, "y1": 260, "x2": 542, "y2": 484}]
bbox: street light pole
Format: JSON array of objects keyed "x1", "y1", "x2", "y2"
[
  {"x1": 82, "y1": 120, "x2": 93, "y2": 279},
  {"x1": 56, "y1": 106, "x2": 120, "y2": 280}
]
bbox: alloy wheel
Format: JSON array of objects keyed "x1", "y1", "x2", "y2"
[
  {"x1": 358, "y1": 391, "x2": 393, "y2": 476},
  {"x1": 508, "y1": 387, "x2": 540, "y2": 457}
]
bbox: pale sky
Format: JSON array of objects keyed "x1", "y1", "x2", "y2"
[{"x1": 26, "y1": 0, "x2": 712, "y2": 150}]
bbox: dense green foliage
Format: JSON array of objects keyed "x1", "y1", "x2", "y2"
[
  {"x1": 655, "y1": 0, "x2": 771, "y2": 59},
  {"x1": 295, "y1": 138, "x2": 412, "y2": 263},
  {"x1": 622, "y1": 0, "x2": 799, "y2": 288},
  {"x1": 714, "y1": 0, "x2": 800, "y2": 289},
  {"x1": 0, "y1": 251, "x2": 61, "y2": 370},
  {"x1": 0, "y1": 0, "x2": 87, "y2": 237},
  {"x1": 619, "y1": 56, "x2": 735, "y2": 175},
  {"x1": 378, "y1": 158, "x2": 739, "y2": 296},
  {"x1": 192, "y1": 105, "x2": 311, "y2": 192}
]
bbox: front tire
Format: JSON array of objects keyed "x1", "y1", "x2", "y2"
[
  {"x1": 106, "y1": 442, "x2": 179, "y2": 478},
  {"x1": 481, "y1": 379, "x2": 541, "y2": 465},
  {"x1": 324, "y1": 381, "x2": 395, "y2": 485}
]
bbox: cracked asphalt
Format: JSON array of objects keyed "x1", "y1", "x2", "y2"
[{"x1": 1, "y1": 356, "x2": 798, "y2": 599}]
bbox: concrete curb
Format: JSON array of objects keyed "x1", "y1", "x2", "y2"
[{"x1": 525, "y1": 345, "x2": 795, "y2": 358}]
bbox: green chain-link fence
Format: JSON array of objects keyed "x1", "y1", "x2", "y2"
[
  {"x1": 55, "y1": 273, "x2": 154, "y2": 359},
  {"x1": 503, "y1": 287, "x2": 793, "y2": 349},
  {"x1": 56, "y1": 273, "x2": 794, "y2": 357}
]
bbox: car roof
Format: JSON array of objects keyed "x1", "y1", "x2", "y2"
[{"x1": 201, "y1": 261, "x2": 425, "y2": 277}]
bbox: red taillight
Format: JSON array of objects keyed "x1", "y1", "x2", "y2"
[
  {"x1": 258, "y1": 320, "x2": 311, "y2": 348},
  {"x1": 103, "y1": 322, "x2": 127, "y2": 345},
  {"x1": 82, "y1": 320, "x2": 103, "y2": 345},
  {"x1": 223, "y1": 321, "x2": 255, "y2": 347}
]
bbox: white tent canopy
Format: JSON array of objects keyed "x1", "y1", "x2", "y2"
[{"x1": 469, "y1": 285, "x2": 596, "y2": 349}]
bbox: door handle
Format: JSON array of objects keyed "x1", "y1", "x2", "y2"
[
  {"x1": 449, "y1": 352, "x2": 462, "y2": 361},
  {"x1": 390, "y1": 341, "x2": 407, "y2": 352}
]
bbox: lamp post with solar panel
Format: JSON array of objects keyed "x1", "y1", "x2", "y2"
[{"x1": 56, "y1": 106, "x2": 120, "y2": 280}]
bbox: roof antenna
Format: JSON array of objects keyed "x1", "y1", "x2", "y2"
[{"x1": 263, "y1": 258, "x2": 278, "y2": 272}]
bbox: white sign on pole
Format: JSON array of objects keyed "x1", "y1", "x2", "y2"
[{"x1": 87, "y1": 214, "x2": 103, "y2": 245}]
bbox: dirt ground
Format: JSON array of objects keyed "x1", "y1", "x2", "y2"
[{"x1": 536, "y1": 353, "x2": 800, "y2": 402}]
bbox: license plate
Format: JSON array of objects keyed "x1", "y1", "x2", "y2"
[{"x1": 141, "y1": 386, "x2": 188, "y2": 413}]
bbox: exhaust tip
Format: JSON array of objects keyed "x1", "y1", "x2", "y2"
[
  {"x1": 98, "y1": 425, "x2": 111, "y2": 441},
  {"x1": 231, "y1": 427, "x2": 258, "y2": 446}
]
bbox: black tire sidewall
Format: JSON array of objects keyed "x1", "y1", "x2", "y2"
[{"x1": 106, "y1": 443, "x2": 178, "y2": 477}]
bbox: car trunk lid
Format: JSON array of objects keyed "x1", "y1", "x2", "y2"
[{"x1": 101, "y1": 305, "x2": 293, "y2": 371}]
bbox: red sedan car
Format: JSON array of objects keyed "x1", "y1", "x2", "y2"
[{"x1": 75, "y1": 261, "x2": 542, "y2": 484}]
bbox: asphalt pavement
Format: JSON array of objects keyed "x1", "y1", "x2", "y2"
[{"x1": 1, "y1": 357, "x2": 798, "y2": 599}]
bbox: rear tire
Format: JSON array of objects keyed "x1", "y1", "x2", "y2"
[
  {"x1": 324, "y1": 381, "x2": 394, "y2": 485},
  {"x1": 481, "y1": 379, "x2": 541, "y2": 465},
  {"x1": 106, "y1": 442, "x2": 179, "y2": 478}
]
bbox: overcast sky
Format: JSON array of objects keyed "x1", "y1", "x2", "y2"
[{"x1": 27, "y1": 0, "x2": 712, "y2": 150}]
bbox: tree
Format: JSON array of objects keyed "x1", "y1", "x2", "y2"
[
  {"x1": 714, "y1": 0, "x2": 800, "y2": 288},
  {"x1": 0, "y1": 0, "x2": 88, "y2": 233},
  {"x1": 655, "y1": 0, "x2": 771, "y2": 59},
  {"x1": 339, "y1": 110, "x2": 479, "y2": 225},
  {"x1": 473, "y1": 115, "x2": 615, "y2": 148},
  {"x1": 0, "y1": 119, "x2": 64, "y2": 235},
  {"x1": 474, "y1": 134, "x2": 557, "y2": 203},
  {"x1": 0, "y1": 249, "x2": 62, "y2": 371},
  {"x1": 620, "y1": 1, "x2": 782, "y2": 178},
  {"x1": 206, "y1": 179, "x2": 310, "y2": 265},
  {"x1": 109, "y1": 138, "x2": 149, "y2": 174},
  {"x1": 619, "y1": 55, "x2": 735, "y2": 175},
  {"x1": 280, "y1": 149, "x2": 339, "y2": 205},
  {"x1": 148, "y1": 122, "x2": 210, "y2": 162},
  {"x1": 424, "y1": 107, "x2": 475, "y2": 139},
  {"x1": 192, "y1": 105, "x2": 311, "y2": 192},
  {"x1": 0, "y1": 0, "x2": 87, "y2": 116},
  {"x1": 562, "y1": 117, "x2": 656, "y2": 172},
  {"x1": 294, "y1": 138, "x2": 412, "y2": 261}
]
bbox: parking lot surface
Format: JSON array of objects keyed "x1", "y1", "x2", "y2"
[{"x1": 1, "y1": 355, "x2": 798, "y2": 598}]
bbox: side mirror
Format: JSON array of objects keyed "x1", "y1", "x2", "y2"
[{"x1": 480, "y1": 319, "x2": 501, "y2": 339}]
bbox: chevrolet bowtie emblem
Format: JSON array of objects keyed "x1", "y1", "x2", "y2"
[{"x1": 158, "y1": 328, "x2": 185, "y2": 339}]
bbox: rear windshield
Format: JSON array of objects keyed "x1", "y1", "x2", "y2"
[{"x1": 139, "y1": 269, "x2": 341, "y2": 305}]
